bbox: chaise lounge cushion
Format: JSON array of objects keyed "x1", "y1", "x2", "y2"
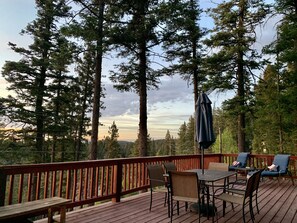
[
  {"x1": 229, "y1": 152, "x2": 250, "y2": 171},
  {"x1": 261, "y1": 154, "x2": 290, "y2": 177}
]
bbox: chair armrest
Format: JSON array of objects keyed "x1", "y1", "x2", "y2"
[{"x1": 224, "y1": 188, "x2": 245, "y2": 195}]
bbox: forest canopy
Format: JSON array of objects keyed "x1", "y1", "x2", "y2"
[{"x1": 0, "y1": 0, "x2": 296, "y2": 164}]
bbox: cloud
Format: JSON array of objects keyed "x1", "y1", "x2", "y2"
[
  {"x1": 254, "y1": 14, "x2": 280, "y2": 52},
  {"x1": 99, "y1": 75, "x2": 196, "y2": 140},
  {"x1": 101, "y1": 84, "x2": 139, "y2": 116},
  {"x1": 101, "y1": 75, "x2": 194, "y2": 117}
]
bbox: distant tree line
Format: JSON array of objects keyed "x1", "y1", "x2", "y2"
[{"x1": 0, "y1": 0, "x2": 296, "y2": 164}]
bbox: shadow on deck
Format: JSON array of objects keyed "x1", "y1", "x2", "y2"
[{"x1": 35, "y1": 178, "x2": 297, "y2": 223}]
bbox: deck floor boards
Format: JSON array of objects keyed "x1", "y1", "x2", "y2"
[{"x1": 34, "y1": 179, "x2": 296, "y2": 223}]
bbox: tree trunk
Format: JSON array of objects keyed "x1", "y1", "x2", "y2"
[
  {"x1": 138, "y1": 41, "x2": 148, "y2": 157},
  {"x1": 237, "y1": 0, "x2": 246, "y2": 152},
  {"x1": 190, "y1": 0, "x2": 199, "y2": 154},
  {"x1": 51, "y1": 72, "x2": 62, "y2": 162},
  {"x1": 76, "y1": 74, "x2": 90, "y2": 161},
  {"x1": 36, "y1": 51, "x2": 48, "y2": 163},
  {"x1": 138, "y1": 2, "x2": 148, "y2": 157},
  {"x1": 90, "y1": 0, "x2": 105, "y2": 160}
]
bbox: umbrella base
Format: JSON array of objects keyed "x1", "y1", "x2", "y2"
[{"x1": 190, "y1": 203, "x2": 216, "y2": 216}]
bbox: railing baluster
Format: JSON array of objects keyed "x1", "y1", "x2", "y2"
[
  {"x1": 79, "y1": 168, "x2": 83, "y2": 201},
  {"x1": 58, "y1": 170, "x2": 63, "y2": 197},
  {"x1": 105, "y1": 166, "x2": 110, "y2": 195},
  {"x1": 123, "y1": 164, "x2": 127, "y2": 191},
  {"x1": 66, "y1": 170, "x2": 71, "y2": 200},
  {"x1": 18, "y1": 174, "x2": 24, "y2": 203},
  {"x1": 44, "y1": 171, "x2": 49, "y2": 198},
  {"x1": 36, "y1": 172, "x2": 41, "y2": 200},
  {"x1": 8, "y1": 175, "x2": 14, "y2": 205},
  {"x1": 0, "y1": 170, "x2": 6, "y2": 206},
  {"x1": 132, "y1": 163, "x2": 135, "y2": 188},
  {"x1": 84, "y1": 168, "x2": 88, "y2": 199},
  {"x1": 100, "y1": 167, "x2": 104, "y2": 196},
  {"x1": 51, "y1": 171, "x2": 56, "y2": 197},
  {"x1": 95, "y1": 167, "x2": 99, "y2": 197},
  {"x1": 128, "y1": 164, "x2": 131, "y2": 190},
  {"x1": 27, "y1": 173, "x2": 32, "y2": 201},
  {"x1": 90, "y1": 167, "x2": 94, "y2": 198},
  {"x1": 72, "y1": 169, "x2": 77, "y2": 202}
]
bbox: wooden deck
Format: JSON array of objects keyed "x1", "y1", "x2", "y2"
[{"x1": 34, "y1": 178, "x2": 297, "y2": 223}]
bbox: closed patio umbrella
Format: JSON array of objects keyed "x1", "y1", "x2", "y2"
[{"x1": 196, "y1": 92, "x2": 215, "y2": 174}]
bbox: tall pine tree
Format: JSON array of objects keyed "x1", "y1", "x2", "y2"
[
  {"x1": 109, "y1": 0, "x2": 171, "y2": 156},
  {"x1": 1, "y1": 0, "x2": 71, "y2": 163},
  {"x1": 205, "y1": 0, "x2": 269, "y2": 152}
]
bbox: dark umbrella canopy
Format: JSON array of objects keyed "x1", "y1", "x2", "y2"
[{"x1": 196, "y1": 92, "x2": 215, "y2": 173}]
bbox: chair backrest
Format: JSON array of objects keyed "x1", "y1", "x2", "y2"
[
  {"x1": 208, "y1": 162, "x2": 229, "y2": 171},
  {"x1": 273, "y1": 154, "x2": 290, "y2": 174},
  {"x1": 169, "y1": 171, "x2": 200, "y2": 199},
  {"x1": 237, "y1": 152, "x2": 250, "y2": 168},
  {"x1": 147, "y1": 164, "x2": 166, "y2": 187},
  {"x1": 244, "y1": 170, "x2": 258, "y2": 199},
  {"x1": 250, "y1": 169, "x2": 263, "y2": 193},
  {"x1": 163, "y1": 162, "x2": 177, "y2": 173}
]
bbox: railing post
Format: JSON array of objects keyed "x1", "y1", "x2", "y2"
[
  {"x1": 0, "y1": 170, "x2": 6, "y2": 206},
  {"x1": 112, "y1": 161, "x2": 122, "y2": 203}
]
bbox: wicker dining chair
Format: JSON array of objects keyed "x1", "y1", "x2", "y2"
[
  {"x1": 147, "y1": 164, "x2": 170, "y2": 217},
  {"x1": 163, "y1": 162, "x2": 177, "y2": 173},
  {"x1": 169, "y1": 171, "x2": 202, "y2": 223},
  {"x1": 206, "y1": 162, "x2": 230, "y2": 195},
  {"x1": 215, "y1": 169, "x2": 262, "y2": 223}
]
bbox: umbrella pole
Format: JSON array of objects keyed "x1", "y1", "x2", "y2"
[{"x1": 202, "y1": 149, "x2": 204, "y2": 174}]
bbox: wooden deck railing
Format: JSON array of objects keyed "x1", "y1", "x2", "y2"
[{"x1": 0, "y1": 153, "x2": 296, "y2": 210}]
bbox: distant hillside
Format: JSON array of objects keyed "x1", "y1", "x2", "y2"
[{"x1": 118, "y1": 141, "x2": 134, "y2": 147}]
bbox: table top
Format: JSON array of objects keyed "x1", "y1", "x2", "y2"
[{"x1": 186, "y1": 169, "x2": 236, "y2": 182}]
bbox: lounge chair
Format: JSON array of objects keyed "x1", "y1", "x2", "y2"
[
  {"x1": 228, "y1": 152, "x2": 250, "y2": 171},
  {"x1": 261, "y1": 154, "x2": 294, "y2": 185}
]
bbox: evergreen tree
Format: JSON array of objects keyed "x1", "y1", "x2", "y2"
[
  {"x1": 263, "y1": 0, "x2": 297, "y2": 154},
  {"x1": 212, "y1": 127, "x2": 238, "y2": 154},
  {"x1": 71, "y1": 46, "x2": 95, "y2": 161},
  {"x1": 109, "y1": 0, "x2": 176, "y2": 157},
  {"x1": 205, "y1": 0, "x2": 269, "y2": 152},
  {"x1": 131, "y1": 134, "x2": 152, "y2": 157},
  {"x1": 104, "y1": 121, "x2": 121, "y2": 158},
  {"x1": 161, "y1": 0, "x2": 207, "y2": 105},
  {"x1": 160, "y1": 0, "x2": 206, "y2": 153},
  {"x1": 71, "y1": 0, "x2": 107, "y2": 160},
  {"x1": 148, "y1": 139, "x2": 157, "y2": 156},
  {"x1": 253, "y1": 65, "x2": 282, "y2": 154},
  {"x1": 120, "y1": 142, "x2": 133, "y2": 158},
  {"x1": 46, "y1": 35, "x2": 76, "y2": 162},
  {"x1": 185, "y1": 116, "x2": 195, "y2": 154},
  {"x1": 1, "y1": 0, "x2": 71, "y2": 163},
  {"x1": 176, "y1": 122, "x2": 187, "y2": 154},
  {"x1": 163, "y1": 130, "x2": 175, "y2": 156}
]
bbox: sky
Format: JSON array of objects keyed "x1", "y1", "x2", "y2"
[{"x1": 0, "y1": 0, "x2": 277, "y2": 141}]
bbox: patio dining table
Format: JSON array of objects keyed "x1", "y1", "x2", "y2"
[{"x1": 186, "y1": 169, "x2": 237, "y2": 221}]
